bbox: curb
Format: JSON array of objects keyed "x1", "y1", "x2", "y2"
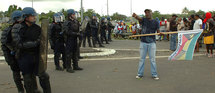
[{"x1": 0, "y1": 48, "x2": 116, "y2": 61}]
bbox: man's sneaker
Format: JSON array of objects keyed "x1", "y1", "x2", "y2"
[
  {"x1": 152, "y1": 76, "x2": 159, "y2": 80},
  {"x1": 208, "y1": 54, "x2": 213, "y2": 58},
  {"x1": 135, "y1": 76, "x2": 143, "y2": 79}
]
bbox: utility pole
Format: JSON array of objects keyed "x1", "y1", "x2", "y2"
[
  {"x1": 81, "y1": 0, "x2": 84, "y2": 22},
  {"x1": 107, "y1": 0, "x2": 109, "y2": 16},
  {"x1": 32, "y1": 0, "x2": 34, "y2": 8},
  {"x1": 130, "y1": 0, "x2": 132, "y2": 16}
]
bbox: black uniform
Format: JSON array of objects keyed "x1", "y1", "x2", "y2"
[
  {"x1": 63, "y1": 18, "x2": 83, "y2": 72},
  {"x1": 49, "y1": 23, "x2": 66, "y2": 70},
  {"x1": 82, "y1": 22, "x2": 92, "y2": 47},
  {"x1": 90, "y1": 19, "x2": 103, "y2": 47},
  {"x1": 1, "y1": 25, "x2": 25, "y2": 93},
  {"x1": 100, "y1": 21, "x2": 109, "y2": 44},
  {"x1": 107, "y1": 21, "x2": 114, "y2": 41},
  {"x1": 11, "y1": 22, "x2": 51, "y2": 93}
]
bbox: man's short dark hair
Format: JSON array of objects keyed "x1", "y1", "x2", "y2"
[
  {"x1": 190, "y1": 14, "x2": 194, "y2": 19},
  {"x1": 144, "y1": 9, "x2": 152, "y2": 13},
  {"x1": 172, "y1": 14, "x2": 178, "y2": 17},
  {"x1": 195, "y1": 14, "x2": 200, "y2": 18}
]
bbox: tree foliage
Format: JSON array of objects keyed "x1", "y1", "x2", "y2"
[
  {"x1": 6, "y1": 5, "x2": 22, "y2": 17},
  {"x1": 111, "y1": 12, "x2": 127, "y2": 21}
]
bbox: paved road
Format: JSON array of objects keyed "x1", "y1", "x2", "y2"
[{"x1": 0, "y1": 40, "x2": 215, "y2": 93}]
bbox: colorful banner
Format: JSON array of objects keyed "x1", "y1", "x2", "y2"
[{"x1": 168, "y1": 29, "x2": 203, "y2": 61}]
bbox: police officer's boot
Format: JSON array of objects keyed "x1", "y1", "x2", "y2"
[
  {"x1": 99, "y1": 44, "x2": 104, "y2": 47},
  {"x1": 66, "y1": 68, "x2": 75, "y2": 73},
  {"x1": 66, "y1": 55, "x2": 75, "y2": 73},
  {"x1": 66, "y1": 63, "x2": 74, "y2": 73},
  {"x1": 73, "y1": 61, "x2": 83, "y2": 70},
  {"x1": 88, "y1": 39, "x2": 92, "y2": 47},
  {"x1": 105, "y1": 39, "x2": 109, "y2": 44},
  {"x1": 38, "y1": 72, "x2": 51, "y2": 93},
  {"x1": 62, "y1": 62, "x2": 67, "y2": 70},
  {"x1": 78, "y1": 57, "x2": 83, "y2": 59},
  {"x1": 56, "y1": 66, "x2": 64, "y2": 71},
  {"x1": 92, "y1": 37, "x2": 97, "y2": 47},
  {"x1": 12, "y1": 71, "x2": 25, "y2": 93},
  {"x1": 100, "y1": 38, "x2": 104, "y2": 44},
  {"x1": 62, "y1": 53, "x2": 67, "y2": 70},
  {"x1": 54, "y1": 53, "x2": 64, "y2": 71},
  {"x1": 89, "y1": 44, "x2": 92, "y2": 47},
  {"x1": 23, "y1": 74, "x2": 36, "y2": 93},
  {"x1": 83, "y1": 39, "x2": 86, "y2": 47}
]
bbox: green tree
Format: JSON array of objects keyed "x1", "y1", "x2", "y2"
[
  {"x1": 152, "y1": 10, "x2": 161, "y2": 19},
  {"x1": 6, "y1": 5, "x2": 22, "y2": 17},
  {"x1": 182, "y1": 7, "x2": 189, "y2": 14},
  {"x1": 83, "y1": 9, "x2": 100, "y2": 19},
  {"x1": 196, "y1": 10, "x2": 205, "y2": 16},
  {"x1": 111, "y1": 12, "x2": 127, "y2": 21},
  {"x1": 188, "y1": 10, "x2": 196, "y2": 15}
]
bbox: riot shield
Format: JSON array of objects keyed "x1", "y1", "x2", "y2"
[
  {"x1": 80, "y1": 16, "x2": 90, "y2": 32},
  {"x1": 38, "y1": 19, "x2": 49, "y2": 74}
]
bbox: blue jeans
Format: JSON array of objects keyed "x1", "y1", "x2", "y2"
[
  {"x1": 137, "y1": 42, "x2": 158, "y2": 77},
  {"x1": 170, "y1": 33, "x2": 177, "y2": 51},
  {"x1": 159, "y1": 30, "x2": 166, "y2": 40}
]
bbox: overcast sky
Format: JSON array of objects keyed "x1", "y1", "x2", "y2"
[{"x1": 0, "y1": 0, "x2": 214, "y2": 16}]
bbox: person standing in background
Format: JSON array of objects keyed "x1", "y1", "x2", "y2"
[{"x1": 169, "y1": 14, "x2": 178, "y2": 51}]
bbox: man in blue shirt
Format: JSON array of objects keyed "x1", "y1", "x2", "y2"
[{"x1": 132, "y1": 9, "x2": 161, "y2": 80}]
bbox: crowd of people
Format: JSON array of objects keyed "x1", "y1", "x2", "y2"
[
  {"x1": 113, "y1": 20, "x2": 141, "y2": 39},
  {"x1": 113, "y1": 13, "x2": 215, "y2": 58},
  {"x1": 166, "y1": 13, "x2": 215, "y2": 58}
]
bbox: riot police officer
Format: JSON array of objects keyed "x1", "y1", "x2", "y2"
[
  {"x1": 1, "y1": 10, "x2": 26, "y2": 93},
  {"x1": 63, "y1": 9, "x2": 83, "y2": 73},
  {"x1": 100, "y1": 17, "x2": 109, "y2": 44},
  {"x1": 49, "y1": 13, "x2": 66, "y2": 71},
  {"x1": 82, "y1": 16, "x2": 92, "y2": 47},
  {"x1": 90, "y1": 14, "x2": 104, "y2": 47},
  {"x1": 107, "y1": 17, "x2": 114, "y2": 42},
  {"x1": 11, "y1": 7, "x2": 51, "y2": 93}
]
